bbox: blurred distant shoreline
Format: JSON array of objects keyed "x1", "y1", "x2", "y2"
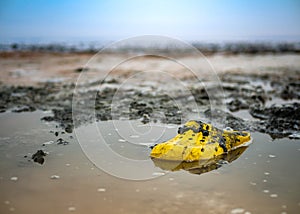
[{"x1": 0, "y1": 41, "x2": 300, "y2": 55}]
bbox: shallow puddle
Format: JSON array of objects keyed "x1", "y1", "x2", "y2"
[{"x1": 0, "y1": 111, "x2": 300, "y2": 214}]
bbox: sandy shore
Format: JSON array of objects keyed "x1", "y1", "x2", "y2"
[{"x1": 1, "y1": 51, "x2": 300, "y2": 86}]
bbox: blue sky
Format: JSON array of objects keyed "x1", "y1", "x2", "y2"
[{"x1": 0, "y1": 0, "x2": 300, "y2": 42}]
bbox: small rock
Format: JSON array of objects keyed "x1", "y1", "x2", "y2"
[
  {"x1": 230, "y1": 208, "x2": 245, "y2": 214},
  {"x1": 130, "y1": 135, "x2": 139, "y2": 138},
  {"x1": 50, "y1": 175, "x2": 60, "y2": 179},
  {"x1": 152, "y1": 172, "x2": 165, "y2": 176},
  {"x1": 270, "y1": 194, "x2": 278, "y2": 198},
  {"x1": 75, "y1": 67, "x2": 89, "y2": 72},
  {"x1": 68, "y1": 206, "x2": 76, "y2": 212},
  {"x1": 10, "y1": 177, "x2": 18, "y2": 181},
  {"x1": 42, "y1": 141, "x2": 54, "y2": 146},
  {"x1": 97, "y1": 188, "x2": 106, "y2": 192}
]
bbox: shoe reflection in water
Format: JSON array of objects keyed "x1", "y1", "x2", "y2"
[{"x1": 152, "y1": 146, "x2": 248, "y2": 175}]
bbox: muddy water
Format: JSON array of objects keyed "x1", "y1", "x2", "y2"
[{"x1": 0, "y1": 111, "x2": 300, "y2": 214}]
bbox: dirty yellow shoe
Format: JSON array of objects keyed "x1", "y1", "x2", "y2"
[{"x1": 150, "y1": 120, "x2": 251, "y2": 162}]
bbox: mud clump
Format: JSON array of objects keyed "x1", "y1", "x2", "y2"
[
  {"x1": 32, "y1": 150, "x2": 47, "y2": 165},
  {"x1": 56, "y1": 138, "x2": 70, "y2": 145},
  {"x1": 75, "y1": 67, "x2": 89, "y2": 72}
]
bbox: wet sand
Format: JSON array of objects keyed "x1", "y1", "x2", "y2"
[{"x1": 0, "y1": 51, "x2": 300, "y2": 213}]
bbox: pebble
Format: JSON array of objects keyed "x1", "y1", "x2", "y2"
[
  {"x1": 263, "y1": 179, "x2": 267, "y2": 183},
  {"x1": 97, "y1": 188, "x2": 106, "y2": 192},
  {"x1": 250, "y1": 182, "x2": 257, "y2": 186},
  {"x1": 175, "y1": 193, "x2": 184, "y2": 199},
  {"x1": 270, "y1": 194, "x2": 278, "y2": 198},
  {"x1": 68, "y1": 207, "x2": 76, "y2": 212},
  {"x1": 118, "y1": 139, "x2": 126, "y2": 143},
  {"x1": 4, "y1": 200, "x2": 10, "y2": 205},
  {"x1": 230, "y1": 208, "x2": 244, "y2": 214},
  {"x1": 50, "y1": 175, "x2": 60, "y2": 179},
  {"x1": 130, "y1": 135, "x2": 139, "y2": 138},
  {"x1": 268, "y1": 154, "x2": 276, "y2": 158},
  {"x1": 263, "y1": 190, "x2": 269, "y2": 193},
  {"x1": 264, "y1": 172, "x2": 270, "y2": 175},
  {"x1": 152, "y1": 172, "x2": 165, "y2": 176},
  {"x1": 10, "y1": 177, "x2": 18, "y2": 181},
  {"x1": 43, "y1": 140, "x2": 54, "y2": 146},
  {"x1": 9, "y1": 207, "x2": 15, "y2": 212}
]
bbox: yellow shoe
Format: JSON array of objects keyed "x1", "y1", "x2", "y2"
[{"x1": 150, "y1": 120, "x2": 251, "y2": 162}]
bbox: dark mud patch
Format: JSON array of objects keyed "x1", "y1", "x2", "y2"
[
  {"x1": 0, "y1": 68, "x2": 299, "y2": 139},
  {"x1": 31, "y1": 150, "x2": 47, "y2": 165},
  {"x1": 250, "y1": 103, "x2": 300, "y2": 138}
]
